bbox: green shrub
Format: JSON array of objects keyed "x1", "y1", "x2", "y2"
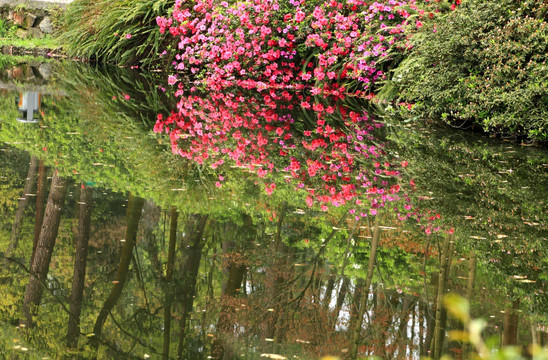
[
  {"x1": 57, "y1": 0, "x2": 176, "y2": 68},
  {"x1": 391, "y1": 0, "x2": 548, "y2": 142}
]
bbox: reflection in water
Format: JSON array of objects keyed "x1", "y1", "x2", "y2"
[
  {"x1": 22, "y1": 171, "x2": 68, "y2": 327},
  {"x1": 17, "y1": 92, "x2": 42, "y2": 123},
  {"x1": 0, "y1": 61, "x2": 546, "y2": 359},
  {"x1": 67, "y1": 183, "x2": 93, "y2": 349}
]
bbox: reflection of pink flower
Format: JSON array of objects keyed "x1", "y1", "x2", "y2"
[{"x1": 265, "y1": 183, "x2": 276, "y2": 195}]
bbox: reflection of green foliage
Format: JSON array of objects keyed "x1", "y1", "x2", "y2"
[
  {"x1": 0, "y1": 62, "x2": 325, "y2": 220},
  {"x1": 0, "y1": 144, "x2": 28, "y2": 217},
  {"x1": 388, "y1": 121, "x2": 548, "y2": 317}
]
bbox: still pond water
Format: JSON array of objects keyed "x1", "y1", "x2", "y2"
[{"x1": 0, "y1": 60, "x2": 547, "y2": 359}]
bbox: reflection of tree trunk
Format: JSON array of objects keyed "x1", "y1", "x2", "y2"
[
  {"x1": 348, "y1": 278, "x2": 365, "y2": 336},
  {"x1": 31, "y1": 159, "x2": 47, "y2": 265},
  {"x1": 372, "y1": 284, "x2": 387, "y2": 358},
  {"x1": 462, "y1": 252, "x2": 477, "y2": 356},
  {"x1": 262, "y1": 206, "x2": 294, "y2": 344},
  {"x1": 350, "y1": 216, "x2": 380, "y2": 359},
  {"x1": 531, "y1": 323, "x2": 539, "y2": 348},
  {"x1": 332, "y1": 276, "x2": 349, "y2": 329},
  {"x1": 21, "y1": 171, "x2": 68, "y2": 327},
  {"x1": 142, "y1": 201, "x2": 163, "y2": 280},
  {"x1": 432, "y1": 234, "x2": 453, "y2": 360},
  {"x1": 323, "y1": 272, "x2": 336, "y2": 311},
  {"x1": 419, "y1": 301, "x2": 426, "y2": 356},
  {"x1": 502, "y1": 299, "x2": 520, "y2": 346},
  {"x1": 211, "y1": 215, "x2": 252, "y2": 360},
  {"x1": 6, "y1": 156, "x2": 38, "y2": 258},
  {"x1": 66, "y1": 185, "x2": 93, "y2": 348},
  {"x1": 162, "y1": 207, "x2": 178, "y2": 360},
  {"x1": 398, "y1": 296, "x2": 411, "y2": 356},
  {"x1": 176, "y1": 214, "x2": 209, "y2": 360},
  {"x1": 330, "y1": 220, "x2": 354, "y2": 326},
  {"x1": 411, "y1": 302, "x2": 417, "y2": 356},
  {"x1": 211, "y1": 262, "x2": 246, "y2": 360},
  {"x1": 465, "y1": 252, "x2": 477, "y2": 309},
  {"x1": 425, "y1": 301, "x2": 435, "y2": 357},
  {"x1": 312, "y1": 259, "x2": 324, "y2": 303},
  {"x1": 92, "y1": 194, "x2": 145, "y2": 345}
]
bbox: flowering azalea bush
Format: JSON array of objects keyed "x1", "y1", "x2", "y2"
[
  {"x1": 156, "y1": 0, "x2": 456, "y2": 95},
  {"x1": 153, "y1": 0, "x2": 459, "y2": 232}
]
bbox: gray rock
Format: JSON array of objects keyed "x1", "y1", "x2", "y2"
[
  {"x1": 28, "y1": 27, "x2": 43, "y2": 38},
  {"x1": 23, "y1": 13, "x2": 37, "y2": 29},
  {"x1": 15, "y1": 28, "x2": 28, "y2": 38},
  {"x1": 38, "y1": 16, "x2": 52, "y2": 34},
  {"x1": 38, "y1": 63, "x2": 52, "y2": 80}
]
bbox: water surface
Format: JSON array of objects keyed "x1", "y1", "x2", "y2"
[{"x1": 0, "y1": 60, "x2": 546, "y2": 359}]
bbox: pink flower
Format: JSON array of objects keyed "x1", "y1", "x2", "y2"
[
  {"x1": 168, "y1": 75, "x2": 178, "y2": 85},
  {"x1": 124, "y1": 94, "x2": 130, "y2": 100},
  {"x1": 295, "y1": 9, "x2": 305, "y2": 22},
  {"x1": 126, "y1": 33, "x2": 132, "y2": 39},
  {"x1": 312, "y1": 103, "x2": 324, "y2": 112}
]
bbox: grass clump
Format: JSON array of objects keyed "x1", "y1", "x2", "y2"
[{"x1": 56, "y1": 0, "x2": 176, "y2": 68}]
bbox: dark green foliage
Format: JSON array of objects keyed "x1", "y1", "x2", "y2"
[
  {"x1": 57, "y1": 0, "x2": 176, "y2": 68},
  {"x1": 392, "y1": 0, "x2": 548, "y2": 142}
]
